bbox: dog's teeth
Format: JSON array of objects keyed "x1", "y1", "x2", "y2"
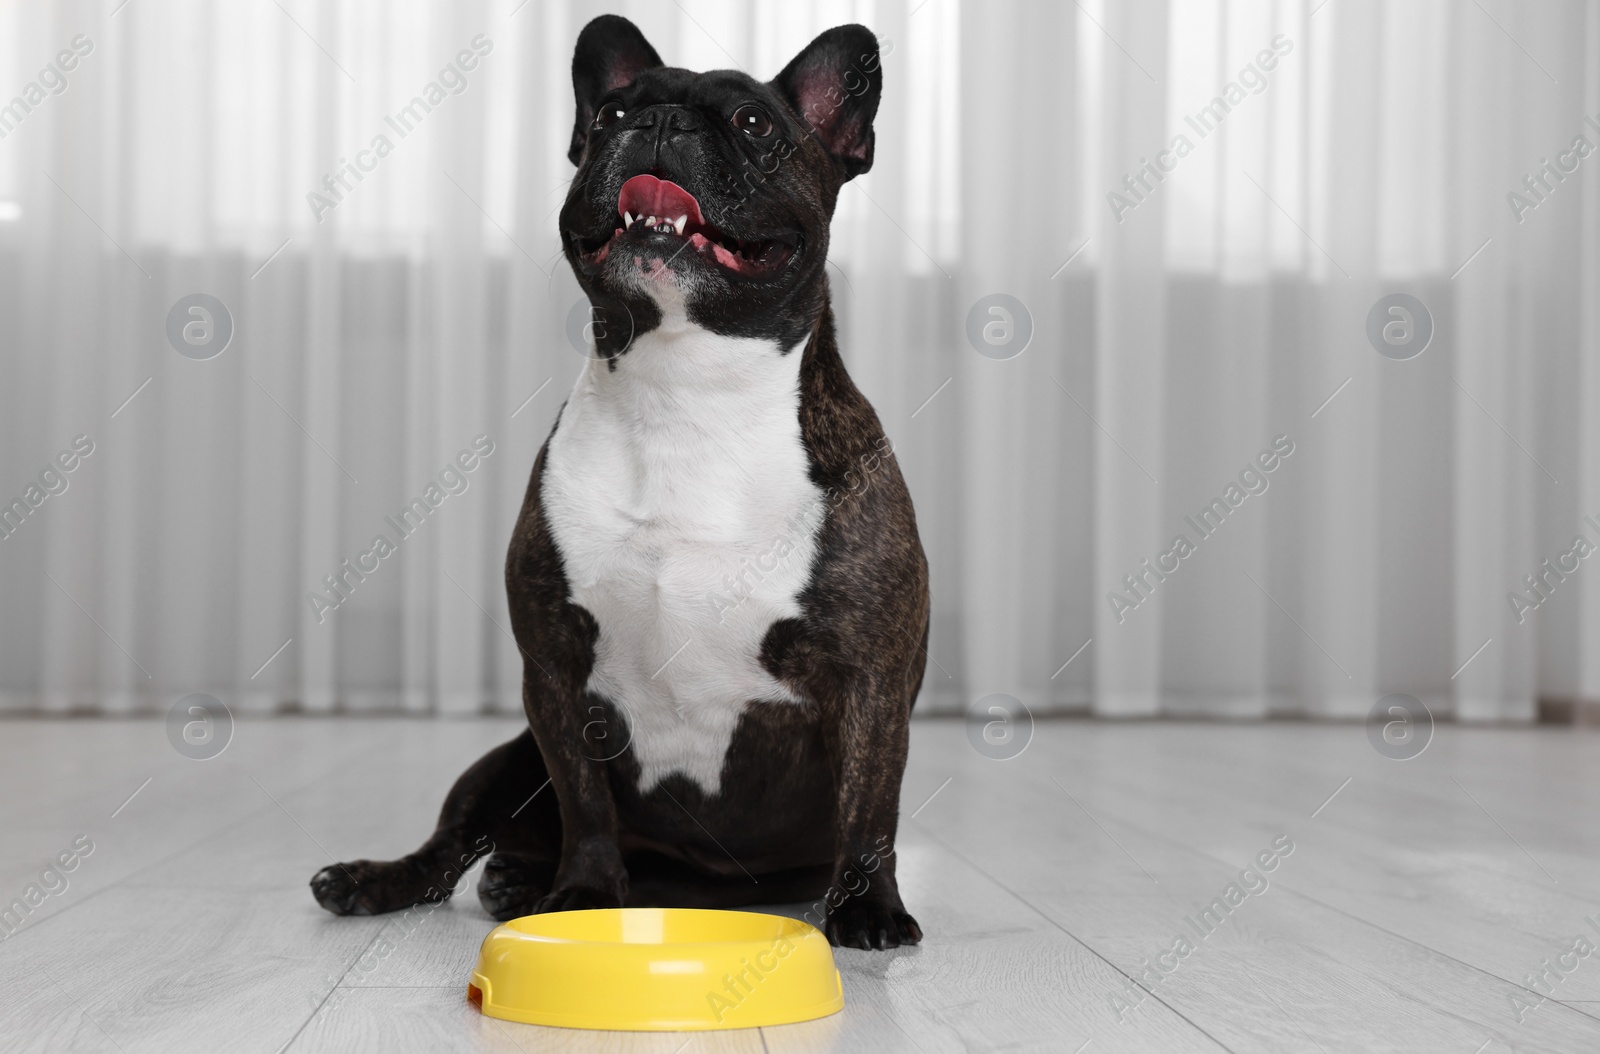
[
  {"x1": 672, "y1": 215, "x2": 686, "y2": 235},
  {"x1": 624, "y1": 212, "x2": 634, "y2": 227},
  {"x1": 646, "y1": 215, "x2": 658, "y2": 227}
]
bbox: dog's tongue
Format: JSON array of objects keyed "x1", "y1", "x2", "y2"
[{"x1": 618, "y1": 174, "x2": 705, "y2": 226}]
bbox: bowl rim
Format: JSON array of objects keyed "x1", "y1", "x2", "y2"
[{"x1": 494, "y1": 907, "x2": 821, "y2": 947}]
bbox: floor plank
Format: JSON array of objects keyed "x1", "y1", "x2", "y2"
[
  {"x1": 908, "y1": 721, "x2": 1600, "y2": 1053},
  {"x1": 3, "y1": 717, "x2": 1600, "y2": 1052},
  {"x1": 296, "y1": 987, "x2": 770, "y2": 1054}
]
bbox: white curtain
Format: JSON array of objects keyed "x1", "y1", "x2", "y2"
[{"x1": 1, "y1": 0, "x2": 1596, "y2": 721}]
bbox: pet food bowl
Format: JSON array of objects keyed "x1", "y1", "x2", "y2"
[{"x1": 467, "y1": 907, "x2": 843, "y2": 1031}]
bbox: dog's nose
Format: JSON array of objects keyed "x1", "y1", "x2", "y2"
[
  {"x1": 664, "y1": 108, "x2": 700, "y2": 133},
  {"x1": 633, "y1": 106, "x2": 702, "y2": 132},
  {"x1": 633, "y1": 105, "x2": 702, "y2": 164}
]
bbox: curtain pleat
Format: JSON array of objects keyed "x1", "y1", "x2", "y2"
[{"x1": 0, "y1": 0, "x2": 1596, "y2": 720}]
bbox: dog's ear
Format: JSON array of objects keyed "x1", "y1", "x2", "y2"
[
  {"x1": 772, "y1": 24, "x2": 883, "y2": 181},
  {"x1": 569, "y1": 15, "x2": 663, "y2": 165}
]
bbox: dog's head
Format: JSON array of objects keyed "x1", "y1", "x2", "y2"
[{"x1": 560, "y1": 15, "x2": 882, "y2": 354}]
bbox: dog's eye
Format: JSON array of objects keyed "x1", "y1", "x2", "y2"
[
  {"x1": 731, "y1": 104, "x2": 773, "y2": 137},
  {"x1": 595, "y1": 101, "x2": 626, "y2": 129}
]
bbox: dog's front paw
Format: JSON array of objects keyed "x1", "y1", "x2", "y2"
[
  {"x1": 477, "y1": 853, "x2": 557, "y2": 921},
  {"x1": 310, "y1": 859, "x2": 431, "y2": 916},
  {"x1": 532, "y1": 884, "x2": 624, "y2": 914},
  {"x1": 824, "y1": 898, "x2": 922, "y2": 950}
]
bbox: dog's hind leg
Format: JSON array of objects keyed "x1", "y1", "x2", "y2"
[{"x1": 310, "y1": 729, "x2": 559, "y2": 916}]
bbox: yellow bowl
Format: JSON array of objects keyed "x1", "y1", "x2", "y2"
[{"x1": 468, "y1": 908, "x2": 843, "y2": 1031}]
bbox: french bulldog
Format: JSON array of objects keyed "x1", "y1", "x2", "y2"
[{"x1": 312, "y1": 14, "x2": 929, "y2": 950}]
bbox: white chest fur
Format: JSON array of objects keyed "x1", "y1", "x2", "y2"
[{"x1": 541, "y1": 315, "x2": 823, "y2": 797}]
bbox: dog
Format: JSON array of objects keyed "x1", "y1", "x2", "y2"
[{"x1": 311, "y1": 14, "x2": 929, "y2": 950}]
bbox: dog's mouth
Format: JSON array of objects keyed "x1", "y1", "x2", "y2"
[{"x1": 571, "y1": 174, "x2": 799, "y2": 279}]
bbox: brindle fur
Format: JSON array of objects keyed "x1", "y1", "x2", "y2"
[{"x1": 311, "y1": 17, "x2": 927, "y2": 950}]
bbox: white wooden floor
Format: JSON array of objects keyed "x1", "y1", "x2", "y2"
[{"x1": 2, "y1": 717, "x2": 1599, "y2": 1053}]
